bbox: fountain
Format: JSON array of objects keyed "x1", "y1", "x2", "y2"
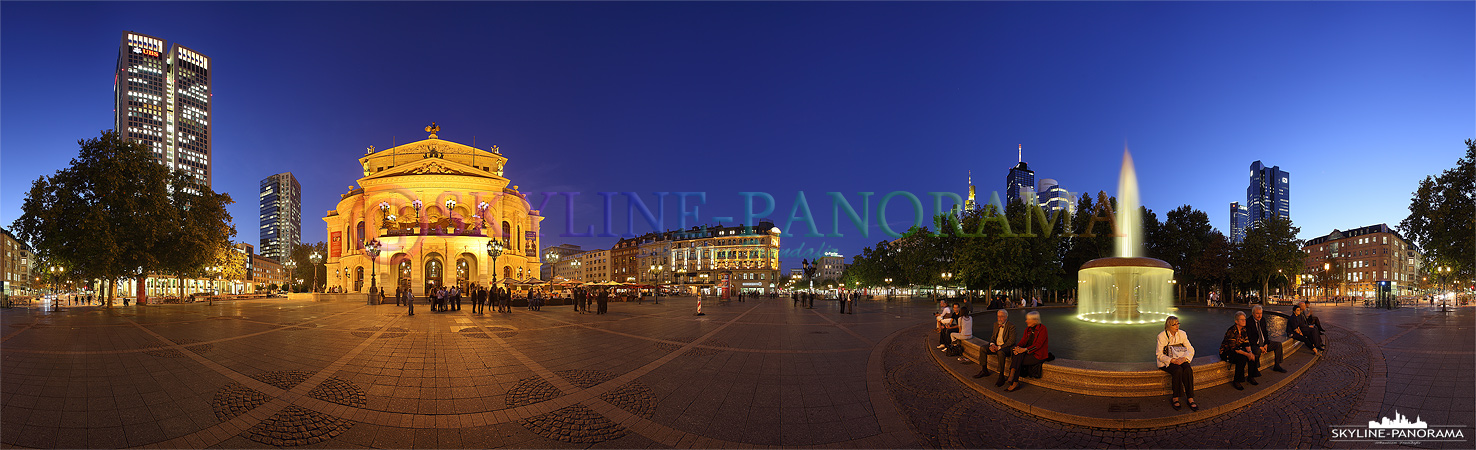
[{"x1": 1076, "y1": 149, "x2": 1175, "y2": 324}]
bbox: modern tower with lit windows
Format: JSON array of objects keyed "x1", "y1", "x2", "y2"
[
  {"x1": 113, "y1": 31, "x2": 212, "y2": 187},
  {"x1": 260, "y1": 173, "x2": 302, "y2": 263}
]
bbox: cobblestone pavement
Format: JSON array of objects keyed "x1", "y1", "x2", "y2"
[{"x1": 1, "y1": 297, "x2": 1470, "y2": 448}]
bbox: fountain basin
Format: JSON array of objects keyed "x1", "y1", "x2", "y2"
[{"x1": 1077, "y1": 256, "x2": 1175, "y2": 324}]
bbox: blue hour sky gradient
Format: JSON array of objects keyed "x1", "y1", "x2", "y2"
[{"x1": 2, "y1": 1, "x2": 1471, "y2": 271}]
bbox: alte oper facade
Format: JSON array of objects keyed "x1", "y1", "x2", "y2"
[{"x1": 323, "y1": 124, "x2": 542, "y2": 295}]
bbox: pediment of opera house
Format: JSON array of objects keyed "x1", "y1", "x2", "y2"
[
  {"x1": 356, "y1": 152, "x2": 510, "y2": 190},
  {"x1": 357, "y1": 137, "x2": 510, "y2": 181}
]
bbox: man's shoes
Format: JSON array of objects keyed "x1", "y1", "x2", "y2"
[
  {"x1": 937, "y1": 344, "x2": 947, "y2": 349},
  {"x1": 1247, "y1": 377, "x2": 1259, "y2": 386},
  {"x1": 973, "y1": 370, "x2": 992, "y2": 378},
  {"x1": 995, "y1": 378, "x2": 1007, "y2": 387},
  {"x1": 1272, "y1": 366, "x2": 1287, "y2": 373},
  {"x1": 1232, "y1": 382, "x2": 1244, "y2": 390}
]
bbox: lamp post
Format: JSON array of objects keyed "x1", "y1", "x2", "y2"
[
  {"x1": 48, "y1": 265, "x2": 63, "y2": 310},
  {"x1": 285, "y1": 259, "x2": 298, "y2": 293},
  {"x1": 487, "y1": 239, "x2": 504, "y2": 287},
  {"x1": 884, "y1": 277, "x2": 893, "y2": 300},
  {"x1": 365, "y1": 239, "x2": 381, "y2": 305},
  {"x1": 1438, "y1": 266, "x2": 1452, "y2": 312},
  {"x1": 649, "y1": 264, "x2": 663, "y2": 304},
  {"x1": 309, "y1": 251, "x2": 323, "y2": 293},
  {"x1": 941, "y1": 272, "x2": 953, "y2": 298}
]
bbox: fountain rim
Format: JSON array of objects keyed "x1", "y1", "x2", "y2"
[{"x1": 1079, "y1": 256, "x2": 1173, "y2": 270}]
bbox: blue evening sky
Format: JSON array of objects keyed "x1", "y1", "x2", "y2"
[{"x1": 2, "y1": 1, "x2": 1471, "y2": 271}]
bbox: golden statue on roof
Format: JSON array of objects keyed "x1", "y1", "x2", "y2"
[{"x1": 425, "y1": 122, "x2": 440, "y2": 139}]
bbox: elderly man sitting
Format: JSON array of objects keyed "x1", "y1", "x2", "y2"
[{"x1": 972, "y1": 309, "x2": 1017, "y2": 387}]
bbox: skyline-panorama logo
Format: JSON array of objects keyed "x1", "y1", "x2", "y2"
[{"x1": 1331, "y1": 411, "x2": 1468, "y2": 445}]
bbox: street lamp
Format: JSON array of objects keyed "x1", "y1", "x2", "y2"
[
  {"x1": 649, "y1": 264, "x2": 663, "y2": 304},
  {"x1": 309, "y1": 251, "x2": 323, "y2": 293},
  {"x1": 48, "y1": 265, "x2": 63, "y2": 309},
  {"x1": 285, "y1": 259, "x2": 298, "y2": 293},
  {"x1": 884, "y1": 278, "x2": 893, "y2": 300},
  {"x1": 365, "y1": 239, "x2": 381, "y2": 305},
  {"x1": 487, "y1": 239, "x2": 505, "y2": 286}
]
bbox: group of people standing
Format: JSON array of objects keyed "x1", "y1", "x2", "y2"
[
  {"x1": 570, "y1": 287, "x2": 610, "y2": 314},
  {"x1": 393, "y1": 284, "x2": 516, "y2": 316}
]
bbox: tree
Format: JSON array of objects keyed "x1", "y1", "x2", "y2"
[
  {"x1": 157, "y1": 171, "x2": 236, "y2": 299},
  {"x1": 1156, "y1": 205, "x2": 1216, "y2": 300},
  {"x1": 1233, "y1": 215, "x2": 1304, "y2": 301},
  {"x1": 289, "y1": 242, "x2": 328, "y2": 292},
  {"x1": 1190, "y1": 231, "x2": 1232, "y2": 301},
  {"x1": 1400, "y1": 139, "x2": 1475, "y2": 282},
  {"x1": 12, "y1": 131, "x2": 183, "y2": 305}
]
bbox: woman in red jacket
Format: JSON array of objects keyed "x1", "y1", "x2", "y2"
[{"x1": 1003, "y1": 311, "x2": 1049, "y2": 392}]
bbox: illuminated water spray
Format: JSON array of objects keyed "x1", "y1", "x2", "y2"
[{"x1": 1077, "y1": 147, "x2": 1175, "y2": 325}]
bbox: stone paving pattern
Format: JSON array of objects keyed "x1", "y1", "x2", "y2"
[{"x1": 1, "y1": 296, "x2": 1471, "y2": 448}]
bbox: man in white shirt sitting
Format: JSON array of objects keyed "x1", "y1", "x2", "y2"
[
  {"x1": 935, "y1": 300, "x2": 953, "y2": 349},
  {"x1": 972, "y1": 309, "x2": 1018, "y2": 386}
]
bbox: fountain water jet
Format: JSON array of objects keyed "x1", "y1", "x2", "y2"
[{"x1": 1077, "y1": 149, "x2": 1175, "y2": 324}]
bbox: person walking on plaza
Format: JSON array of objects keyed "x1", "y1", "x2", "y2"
[
  {"x1": 1220, "y1": 311, "x2": 1256, "y2": 390},
  {"x1": 404, "y1": 287, "x2": 414, "y2": 316},
  {"x1": 973, "y1": 309, "x2": 1017, "y2": 387},
  {"x1": 1247, "y1": 305, "x2": 1287, "y2": 374},
  {"x1": 395, "y1": 286, "x2": 404, "y2": 306},
  {"x1": 1157, "y1": 316, "x2": 1198, "y2": 411},
  {"x1": 597, "y1": 288, "x2": 609, "y2": 314},
  {"x1": 452, "y1": 285, "x2": 463, "y2": 311}
]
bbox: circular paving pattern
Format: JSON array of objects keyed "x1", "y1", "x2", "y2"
[
  {"x1": 307, "y1": 377, "x2": 367, "y2": 407},
  {"x1": 558, "y1": 369, "x2": 618, "y2": 389},
  {"x1": 241, "y1": 404, "x2": 355, "y2": 447},
  {"x1": 212, "y1": 383, "x2": 271, "y2": 422},
  {"x1": 598, "y1": 381, "x2": 657, "y2": 419},
  {"x1": 350, "y1": 326, "x2": 409, "y2": 338},
  {"x1": 457, "y1": 327, "x2": 490, "y2": 339},
  {"x1": 505, "y1": 376, "x2": 563, "y2": 408},
  {"x1": 887, "y1": 359, "x2": 955, "y2": 399},
  {"x1": 520, "y1": 404, "x2": 628, "y2": 444},
  {"x1": 252, "y1": 370, "x2": 316, "y2": 390},
  {"x1": 483, "y1": 325, "x2": 517, "y2": 338}
]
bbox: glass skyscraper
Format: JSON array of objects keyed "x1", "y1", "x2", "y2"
[
  {"x1": 1246, "y1": 161, "x2": 1291, "y2": 225},
  {"x1": 113, "y1": 31, "x2": 212, "y2": 187},
  {"x1": 1230, "y1": 161, "x2": 1289, "y2": 243},
  {"x1": 260, "y1": 173, "x2": 301, "y2": 263},
  {"x1": 1005, "y1": 146, "x2": 1035, "y2": 207}
]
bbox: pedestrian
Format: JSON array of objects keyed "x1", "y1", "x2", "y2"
[
  {"x1": 378, "y1": 287, "x2": 386, "y2": 306},
  {"x1": 405, "y1": 287, "x2": 415, "y2": 316},
  {"x1": 598, "y1": 288, "x2": 609, "y2": 314},
  {"x1": 453, "y1": 285, "x2": 462, "y2": 311}
]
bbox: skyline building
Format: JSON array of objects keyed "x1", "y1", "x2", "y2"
[
  {"x1": 1229, "y1": 201, "x2": 1248, "y2": 244},
  {"x1": 1246, "y1": 160, "x2": 1291, "y2": 225},
  {"x1": 1036, "y1": 178, "x2": 1077, "y2": 216},
  {"x1": 113, "y1": 31, "x2": 212, "y2": 187},
  {"x1": 1005, "y1": 144, "x2": 1035, "y2": 206},
  {"x1": 259, "y1": 173, "x2": 302, "y2": 263}
]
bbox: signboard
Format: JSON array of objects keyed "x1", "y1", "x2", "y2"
[{"x1": 330, "y1": 232, "x2": 342, "y2": 258}]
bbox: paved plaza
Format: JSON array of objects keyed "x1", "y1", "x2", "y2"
[{"x1": 2, "y1": 296, "x2": 1471, "y2": 449}]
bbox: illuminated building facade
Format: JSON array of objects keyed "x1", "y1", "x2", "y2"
[
  {"x1": 114, "y1": 31, "x2": 212, "y2": 187},
  {"x1": 323, "y1": 125, "x2": 543, "y2": 295},
  {"x1": 260, "y1": 173, "x2": 301, "y2": 263},
  {"x1": 1301, "y1": 224, "x2": 1421, "y2": 298}
]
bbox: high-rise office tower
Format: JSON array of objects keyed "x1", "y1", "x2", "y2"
[
  {"x1": 114, "y1": 31, "x2": 212, "y2": 187},
  {"x1": 1005, "y1": 145, "x2": 1035, "y2": 206},
  {"x1": 1037, "y1": 178, "x2": 1076, "y2": 216},
  {"x1": 1246, "y1": 161, "x2": 1291, "y2": 225},
  {"x1": 260, "y1": 173, "x2": 301, "y2": 263},
  {"x1": 1229, "y1": 201, "x2": 1248, "y2": 244}
]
